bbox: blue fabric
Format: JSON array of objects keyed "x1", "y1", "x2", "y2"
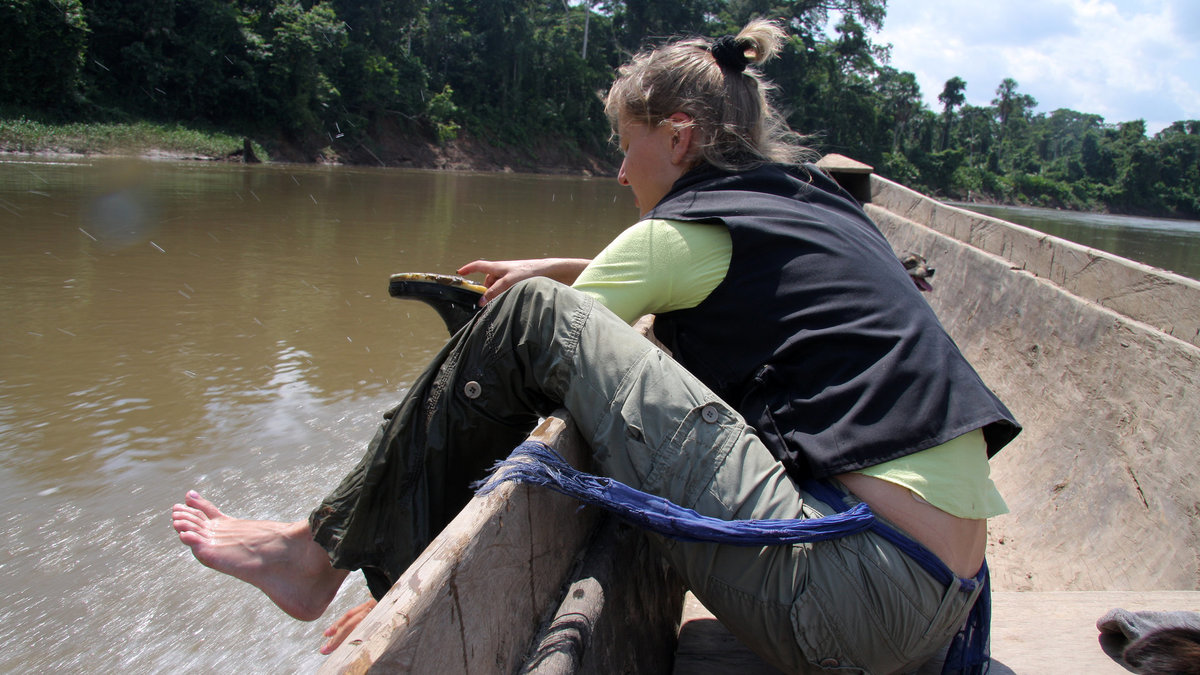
[
  {"x1": 801, "y1": 478, "x2": 991, "y2": 675},
  {"x1": 474, "y1": 441, "x2": 875, "y2": 545},
  {"x1": 478, "y1": 441, "x2": 990, "y2": 674}
]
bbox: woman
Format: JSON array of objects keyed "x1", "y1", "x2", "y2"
[
  {"x1": 463, "y1": 20, "x2": 1018, "y2": 671},
  {"x1": 174, "y1": 20, "x2": 1018, "y2": 673}
]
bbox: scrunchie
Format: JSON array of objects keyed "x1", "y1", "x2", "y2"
[{"x1": 711, "y1": 35, "x2": 751, "y2": 73}]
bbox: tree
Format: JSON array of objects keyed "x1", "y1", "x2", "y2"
[
  {"x1": 1080, "y1": 130, "x2": 1115, "y2": 182},
  {"x1": 82, "y1": 0, "x2": 181, "y2": 115},
  {"x1": 0, "y1": 0, "x2": 89, "y2": 110},
  {"x1": 612, "y1": 0, "x2": 716, "y2": 51},
  {"x1": 937, "y1": 76, "x2": 966, "y2": 150},
  {"x1": 259, "y1": 1, "x2": 348, "y2": 137},
  {"x1": 876, "y1": 67, "x2": 922, "y2": 153},
  {"x1": 330, "y1": 0, "x2": 428, "y2": 126},
  {"x1": 7, "y1": 0, "x2": 1197, "y2": 218},
  {"x1": 1038, "y1": 108, "x2": 1102, "y2": 163},
  {"x1": 992, "y1": 77, "x2": 1036, "y2": 127},
  {"x1": 938, "y1": 76, "x2": 966, "y2": 115},
  {"x1": 954, "y1": 104, "x2": 995, "y2": 168}
]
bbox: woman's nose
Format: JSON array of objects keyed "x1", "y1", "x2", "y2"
[{"x1": 617, "y1": 160, "x2": 629, "y2": 186}]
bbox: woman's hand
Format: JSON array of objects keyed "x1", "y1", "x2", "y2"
[
  {"x1": 319, "y1": 599, "x2": 377, "y2": 655},
  {"x1": 458, "y1": 258, "x2": 591, "y2": 306}
]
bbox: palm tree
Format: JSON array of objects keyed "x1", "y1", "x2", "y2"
[{"x1": 937, "y1": 76, "x2": 966, "y2": 150}]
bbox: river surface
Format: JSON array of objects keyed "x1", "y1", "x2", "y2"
[
  {"x1": 0, "y1": 158, "x2": 632, "y2": 673},
  {"x1": 2, "y1": 159, "x2": 1198, "y2": 673}
]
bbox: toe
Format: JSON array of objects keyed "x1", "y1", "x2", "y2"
[
  {"x1": 177, "y1": 529, "x2": 209, "y2": 547},
  {"x1": 185, "y1": 491, "x2": 225, "y2": 519},
  {"x1": 173, "y1": 504, "x2": 210, "y2": 522},
  {"x1": 172, "y1": 511, "x2": 203, "y2": 530}
]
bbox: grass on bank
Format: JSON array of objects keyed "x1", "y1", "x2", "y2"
[{"x1": 0, "y1": 117, "x2": 265, "y2": 161}]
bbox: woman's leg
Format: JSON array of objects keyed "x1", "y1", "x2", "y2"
[
  {"x1": 173, "y1": 279, "x2": 604, "y2": 618},
  {"x1": 309, "y1": 276, "x2": 690, "y2": 598},
  {"x1": 178, "y1": 277, "x2": 971, "y2": 667}
]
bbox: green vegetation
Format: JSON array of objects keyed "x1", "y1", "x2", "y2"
[
  {"x1": 2, "y1": 0, "x2": 1197, "y2": 218},
  {"x1": 885, "y1": 85, "x2": 1200, "y2": 218},
  {"x1": 0, "y1": 117, "x2": 263, "y2": 159}
]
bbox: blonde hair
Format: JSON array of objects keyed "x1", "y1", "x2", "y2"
[{"x1": 604, "y1": 19, "x2": 816, "y2": 171}]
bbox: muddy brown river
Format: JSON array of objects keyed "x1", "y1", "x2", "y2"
[{"x1": 0, "y1": 158, "x2": 631, "y2": 672}]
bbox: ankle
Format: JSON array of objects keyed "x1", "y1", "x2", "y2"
[{"x1": 283, "y1": 520, "x2": 316, "y2": 541}]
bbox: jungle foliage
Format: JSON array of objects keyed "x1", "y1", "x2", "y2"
[{"x1": 2, "y1": 0, "x2": 1197, "y2": 217}]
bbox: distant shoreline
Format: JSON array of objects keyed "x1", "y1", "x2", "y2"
[
  {"x1": 4, "y1": 118, "x2": 1188, "y2": 221},
  {"x1": 0, "y1": 117, "x2": 615, "y2": 177}
]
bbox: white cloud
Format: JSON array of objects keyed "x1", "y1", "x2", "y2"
[{"x1": 873, "y1": 0, "x2": 1200, "y2": 133}]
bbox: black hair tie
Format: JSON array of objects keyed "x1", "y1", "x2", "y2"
[{"x1": 711, "y1": 35, "x2": 751, "y2": 73}]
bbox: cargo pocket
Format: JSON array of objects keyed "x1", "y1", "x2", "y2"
[
  {"x1": 785, "y1": 500, "x2": 865, "y2": 672},
  {"x1": 644, "y1": 400, "x2": 739, "y2": 508},
  {"x1": 790, "y1": 579, "x2": 865, "y2": 673},
  {"x1": 790, "y1": 533, "x2": 915, "y2": 674}
]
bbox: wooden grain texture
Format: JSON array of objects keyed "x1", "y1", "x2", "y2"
[
  {"x1": 867, "y1": 186, "x2": 1200, "y2": 594},
  {"x1": 675, "y1": 591, "x2": 1200, "y2": 674},
  {"x1": 869, "y1": 175, "x2": 1200, "y2": 348},
  {"x1": 522, "y1": 516, "x2": 685, "y2": 675},
  {"x1": 990, "y1": 591, "x2": 1200, "y2": 674},
  {"x1": 318, "y1": 414, "x2": 598, "y2": 675}
]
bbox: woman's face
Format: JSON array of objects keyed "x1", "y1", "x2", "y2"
[{"x1": 617, "y1": 116, "x2": 691, "y2": 216}]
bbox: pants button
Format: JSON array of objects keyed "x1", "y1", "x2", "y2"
[{"x1": 701, "y1": 405, "x2": 719, "y2": 423}]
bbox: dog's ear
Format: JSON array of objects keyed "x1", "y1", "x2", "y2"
[{"x1": 1125, "y1": 628, "x2": 1200, "y2": 675}]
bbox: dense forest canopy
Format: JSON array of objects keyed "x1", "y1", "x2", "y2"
[{"x1": 2, "y1": 0, "x2": 1197, "y2": 217}]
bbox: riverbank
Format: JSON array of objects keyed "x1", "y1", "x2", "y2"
[
  {"x1": 5, "y1": 116, "x2": 1189, "y2": 222},
  {"x1": 330, "y1": 127, "x2": 617, "y2": 176},
  {"x1": 0, "y1": 117, "x2": 266, "y2": 163},
  {"x1": 0, "y1": 116, "x2": 617, "y2": 176}
]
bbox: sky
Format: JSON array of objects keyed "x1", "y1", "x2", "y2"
[{"x1": 869, "y1": 0, "x2": 1200, "y2": 134}]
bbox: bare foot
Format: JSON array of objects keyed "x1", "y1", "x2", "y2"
[{"x1": 171, "y1": 490, "x2": 348, "y2": 621}]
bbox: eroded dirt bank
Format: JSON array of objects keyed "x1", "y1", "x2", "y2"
[{"x1": 262, "y1": 127, "x2": 619, "y2": 177}]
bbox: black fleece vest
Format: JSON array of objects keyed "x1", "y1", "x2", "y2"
[{"x1": 647, "y1": 164, "x2": 1020, "y2": 481}]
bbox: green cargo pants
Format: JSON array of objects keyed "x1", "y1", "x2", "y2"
[{"x1": 309, "y1": 278, "x2": 979, "y2": 674}]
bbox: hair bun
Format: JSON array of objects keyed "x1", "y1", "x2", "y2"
[{"x1": 711, "y1": 35, "x2": 751, "y2": 73}]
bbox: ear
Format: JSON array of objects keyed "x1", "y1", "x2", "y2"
[{"x1": 666, "y1": 112, "x2": 696, "y2": 166}]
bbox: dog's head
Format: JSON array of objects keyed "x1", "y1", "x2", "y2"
[{"x1": 900, "y1": 253, "x2": 935, "y2": 292}]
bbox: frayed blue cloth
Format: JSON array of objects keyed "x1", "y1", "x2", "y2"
[{"x1": 474, "y1": 441, "x2": 874, "y2": 545}]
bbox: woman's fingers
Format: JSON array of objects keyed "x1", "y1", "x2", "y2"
[
  {"x1": 320, "y1": 599, "x2": 377, "y2": 655},
  {"x1": 459, "y1": 259, "x2": 539, "y2": 305},
  {"x1": 458, "y1": 258, "x2": 591, "y2": 305}
]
